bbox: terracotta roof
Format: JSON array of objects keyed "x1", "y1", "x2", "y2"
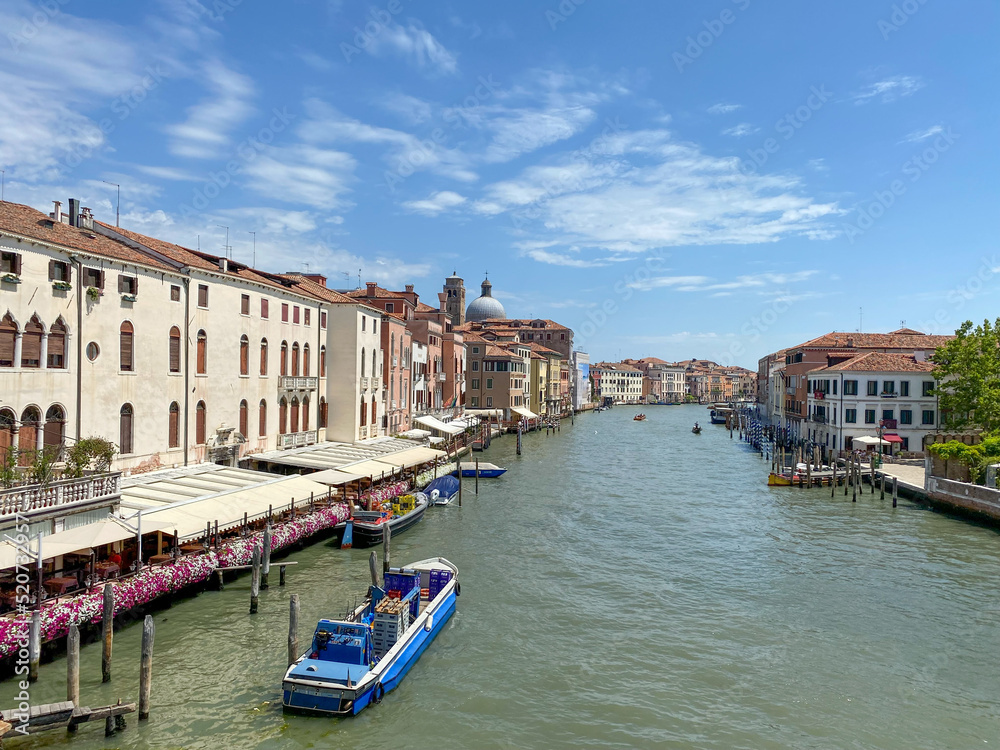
[
  {"x1": 793, "y1": 330, "x2": 953, "y2": 351},
  {"x1": 415, "y1": 301, "x2": 438, "y2": 313},
  {"x1": 812, "y1": 352, "x2": 936, "y2": 373},
  {"x1": 281, "y1": 274, "x2": 371, "y2": 306},
  {"x1": 524, "y1": 342, "x2": 561, "y2": 357},
  {"x1": 592, "y1": 362, "x2": 642, "y2": 373},
  {"x1": 0, "y1": 202, "x2": 173, "y2": 270},
  {"x1": 345, "y1": 283, "x2": 415, "y2": 301}
]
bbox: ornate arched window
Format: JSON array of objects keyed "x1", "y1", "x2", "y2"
[
  {"x1": 119, "y1": 404, "x2": 134, "y2": 454},
  {"x1": 291, "y1": 343, "x2": 300, "y2": 377},
  {"x1": 22, "y1": 316, "x2": 44, "y2": 368},
  {"x1": 239, "y1": 335, "x2": 250, "y2": 376},
  {"x1": 47, "y1": 319, "x2": 67, "y2": 369}
]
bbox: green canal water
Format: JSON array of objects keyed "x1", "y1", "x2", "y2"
[{"x1": 3, "y1": 405, "x2": 999, "y2": 749}]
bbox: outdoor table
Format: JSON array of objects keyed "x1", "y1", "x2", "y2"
[
  {"x1": 148, "y1": 553, "x2": 173, "y2": 565},
  {"x1": 179, "y1": 543, "x2": 204, "y2": 553},
  {"x1": 95, "y1": 562, "x2": 120, "y2": 579},
  {"x1": 43, "y1": 576, "x2": 78, "y2": 595}
]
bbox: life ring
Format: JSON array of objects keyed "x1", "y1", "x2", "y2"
[{"x1": 372, "y1": 682, "x2": 385, "y2": 704}]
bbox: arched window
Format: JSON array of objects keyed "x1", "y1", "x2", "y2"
[
  {"x1": 278, "y1": 398, "x2": 288, "y2": 435},
  {"x1": 168, "y1": 402, "x2": 180, "y2": 448},
  {"x1": 44, "y1": 405, "x2": 65, "y2": 452},
  {"x1": 291, "y1": 343, "x2": 300, "y2": 377},
  {"x1": 390, "y1": 333, "x2": 395, "y2": 368},
  {"x1": 319, "y1": 397, "x2": 328, "y2": 428},
  {"x1": 280, "y1": 342, "x2": 288, "y2": 376},
  {"x1": 168, "y1": 326, "x2": 181, "y2": 373},
  {"x1": 302, "y1": 396, "x2": 310, "y2": 431},
  {"x1": 0, "y1": 409, "x2": 15, "y2": 463},
  {"x1": 260, "y1": 338, "x2": 268, "y2": 376},
  {"x1": 258, "y1": 399, "x2": 267, "y2": 436},
  {"x1": 22, "y1": 316, "x2": 44, "y2": 368},
  {"x1": 320, "y1": 346, "x2": 326, "y2": 378},
  {"x1": 372, "y1": 350, "x2": 377, "y2": 377},
  {"x1": 119, "y1": 404, "x2": 134, "y2": 454},
  {"x1": 290, "y1": 397, "x2": 300, "y2": 433},
  {"x1": 0, "y1": 315, "x2": 16, "y2": 368},
  {"x1": 196, "y1": 330, "x2": 207, "y2": 374},
  {"x1": 47, "y1": 319, "x2": 67, "y2": 369},
  {"x1": 195, "y1": 400, "x2": 206, "y2": 444},
  {"x1": 370, "y1": 396, "x2": 377, "y2": 428},
  {"x1": 360, "y1": 348, "x2": 366, "y2": 378},
  {"x1": 239, "y1": 335, "x2": 249, "y2": 376},
  {"x1": 239, "y1": 399, "x2": 248, "y2": 437},
  {"x1": 18, "y1": 407, "x2": 40, "y2": 465},
  {"x1": 303, "y1": 344, "x2": 310, "y2": 377},
  {"x1": 359, "y1": 395, "x2": 367, "y2": 427}
]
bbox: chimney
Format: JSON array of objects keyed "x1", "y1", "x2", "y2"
[
  {"x1": 405, "y1": 284, "x2": 414, "y2": 294},
  {"x1": 80, "y1": 207, "x2": 93, "y2": 229},
  {"x1": 438, "y1": 292, "x2": 447, "y2": 312},
  {"x1": 846, "y1": 337, "x2": 854, "y2": 347},
  {"x1": 366, "y1": 281, "x2": 377, "y2": 296},
  {"x1": 302, "y1": 273, "x2": 327, "y2": 288},
  {"x1": 52, "y1": 201, "x2": 62, "y2": 223},
  {"x1": 219, "y1": 257, "x2": 229, "y2": 273},
  {"x1": 68, "y1": 198, "x2": 80, "y2": 227}
]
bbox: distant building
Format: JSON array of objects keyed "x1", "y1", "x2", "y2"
[
  {"x1": 442, "y1": 272, "x2": 465, "y2": 329},
  {"x1": 465, "y1": 276, "x2": 506, "y2": 323},
  {"x1": 591, "y1": 362, "x2": 643, "y2": 404}
]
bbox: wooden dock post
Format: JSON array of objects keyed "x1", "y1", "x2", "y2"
[
  {"x1": 382, "y1": 522, "x2": 391, "y2": 574},
  {"x1": 288, "y1": 593, "x2": 300, "y2": 667},
  {"x1": 67, "y1": 624, "x2": 80, "y2": 728},
  {"x1": 279, "y1": 565, "x2": 287, "y2": 586},
  {"x1": 215, "y1": 569, "x2": 225, "y2": 590},
  {"x1": 852, "y1": 457, "x2": 858, "y2": 503},
  {"x1": 892, "y1": 476, "x2": 898, "y2": 508},
  {"x1": 806, "y1": 460, "x2": 812, "y2": 488},
  {"x1": 262, "y1": 524, "x2": 272, "y2": 590},
  {"x1": 880, "y1": 473, "x2": 886, "y2": 500},
  {"x1": 845, "y1": 457, "x2": 850, "y2": 496},
  {"x1": 870, "y1": 460, "x2": 876, "y2": 495},
  {"x1": 475, "y1": 459, "x2": 480, "y2": 495},
  {"x1": 102, "y1": 584, "x2": 114, "y2": 682},
  {"x1": 516, "y1": 423, "x2": 522, "y2": 455},
  {"x1": 369, "y1": 550, "x2": 379, "y2": 587},
  {"x1": 29, "y1": 609, "x2": 40, "y2": 682},
  {"x1": 250, "y1": 546, "x2": 261, "y2": 614},
  {"x1": 138, "y1": 615, "x2": 154, "y2": 721},
  {"x1": 457, "y1": 453, "x2": 463, "y2": 507},
  {"x1": 831, "y1": 463, "x2": 837, "y2": 497}
]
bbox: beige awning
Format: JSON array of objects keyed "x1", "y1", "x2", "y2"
[
  {"x1": 372, "y1": 447, "x2": 446, "y2": 469},
  {"x1": 511, "y1": 406, "x2": 538, "y2": 419},
  {"x1": 341, "y1": 459, "x2": 403, "y2": 478},
  {"x1": 413, "y1": 415, "x2": 464, "y2": 436},
  {"x1": 0, "y1": 538, "x2": 99, "y2": 570},
  {"x1": 852, "y1": 435, "x2": 890, "y2": 447},
  {"x1": 308, "y1": 468, "x2": 368, "y2": 486},
  {"x1": 42, "y1": 517, "x2": 173, "y2": 552},
  {"x1": 465, "y1": 408, "x2": 503, "y2": 417}
]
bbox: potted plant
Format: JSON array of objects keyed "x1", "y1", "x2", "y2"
[
  {"x1": 121, "y1": 293, "x2": 137, "y2": 302},
  {"x1": 52, "y1": 281, "x2": 73, "y2": 291},
  {"x1": 1, "y1": 273, "x2": 20, "y2": 284},
  {"x1": 86, "y1": 286, "x2": 102, "y2": 301}
]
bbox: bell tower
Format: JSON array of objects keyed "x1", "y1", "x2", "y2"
[{"x1": 444, "y1": 272, "x2": 465, "y2": 327}]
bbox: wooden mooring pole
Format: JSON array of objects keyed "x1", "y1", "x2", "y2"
[
  {"x1": 102, "y1": 584, "x2": 114, "y2": 682},
  {"x1": 852, "y1": 458, "x2": 858, "y2": 503},
  {"x1": 475, "y1": 459, "x2": 480, "y2": 495},
  {"x1": 262, "y1": 524, "x2": 272, "y2": 590},
  {"x1": 250, "y1": 546, "x2": 261, "y2": 614},
  {"x1": 29, "y1": 610, "x2": 40, "y2": 682},
  {"x1": 138, "y1": 615, "x2": 154, "y2": 721},
  {"x1": 382, "y1": 522, "x2": 391, "y2": 574},
  {"x1": 457, "y1": 453, "x2": 463, "y2": 507},
  {"x1": 892, "y1": 476, "x2": 898, "y2": 508},
  {"x1": 831, "y1": 463, "x2": 837, "y2": 498},
  {"x1": 880, "y1": 473, "x2": 886, "y2": 500},
  {"x1": 369, "y1": 550, "x2": 379, "y2": 588},
  {"x1": 67, "y1": 624, "x2": 80, "y2": 731},
  {"x1": 288, "y1": 593, "x2": 300, "y2": 667}
]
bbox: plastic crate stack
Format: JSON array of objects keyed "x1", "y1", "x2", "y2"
[
  {"x1": 384, "y1": 571, "x2": 421, "y2": 620},
  {"x1": 428, "y1": 569, "x2": 453, "y2": 601},
  {"x1": 372, "y1": 597, "x2": 411, "y2": 658}
]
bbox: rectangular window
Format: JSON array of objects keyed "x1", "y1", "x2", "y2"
[
  {"x1": 261, "y1": 298, "x2": 269, "y2": 318},
  {"x1": 320, "y1": 311, "x2": 327, "y2": 329},
  {"x1": 386, "y1": 302, "x2": 394, "y2": 313},
  {"x1": 118, "y1": 275, "x2": 138, "y2": 295},
  {"x1": 197, "y1": 284, "x2": 208, "y2": 307},
  {"x1": 864, "y1": 409, "x2": 876, "y2": 424},
  {"x1": 902, "y1": 437, "x2": 910, "y2": 451},
  {"x1": 867, "y1": 381, "x2": 878, "y2": 396},
  {"x1": 282, "y1": 303, "x2": 289, "y2": 322},
  {"x1": 486, "y1": 396, "x2": 493, "y2": 408},
  {"x1": 900, "y1": 381, "x2": 910, "y2": 397},
  {"x1": 922, "y1": 410, "x2": 935, "y2": 425},
  {"x1": 484, "y1": 361, "x2": 495, "y2": 372},
  {"x1": 882, "y1": 381, "x2": 895, "y2": 394},
  {"x1": 471, "y1": 397, "x2": 479, "y2": 407},
  {"x1": 471, "y1": 379, "x2": 480, "y2": 389},
  {"x1": 83, "y1": 267, "x2": 104, "y2": 289},
  {"x1": 241, "y1": 294, "x2": 250, "y2": 315},
  {"x1": 170, "y1": 285, "x2": 181, "y2": 301},
  {"x1": 293, "y1": 306, "x2": 300, "y2": 324},
  {"x1": 900, "y1": 409, "x2": 912, "y2": 425},
  {"x1": 844, "y1": 380, "x2": 858, "y2": 395},
  {"x1": 361, "y1": 316, "x2": 365, "y2": 331},
  {"x1": 486, "y1": 378, "x2": 493, "y2": 390},
  {"x1": 833, "y1": 380, "x2": 838, "y2": 395},
  {"x1": 1, "y1": 251, "x2": 21, "y2": 275},
  {"x1": 922, "y1": 381, "x2": 934, "y2": 396},
  {"x1": 882, "y1": 409, "x2": 894, "y2": 421},
  {"x1": 471, "y1": 361, "x2": 479, "y2": 371},
  {"x1": 304, "y1": 309, "x2": 311, "y2": 326},
  {"x1": 472, "y1": 346, "x2": 480, "y2": 354},
  {"x1": 48, "y1": 260, "x2": 70, "y2": 282}
]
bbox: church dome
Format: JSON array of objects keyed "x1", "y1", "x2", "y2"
[{"x1": 466, "y1": 277, "x2": 506, "y2": 322}]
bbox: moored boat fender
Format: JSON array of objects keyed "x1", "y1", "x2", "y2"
[
  {"x1": 455, "y1": 581, "x2": 461, "y2": 596},
  {"x1": 424, "y1": 614, "x2": 434, "y2": 632},
  {"x1": 372, "y1": 682, "x2": 385, "y2": 704}
]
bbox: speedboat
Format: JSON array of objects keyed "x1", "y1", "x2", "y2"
[
  {"x1": 452, "y1": 462, "x2": 506, "y2": 478},
  {"x1": 419, "y1": 475, "x2": 460, "y2": 506},
  {"x1": 350, "y1": 495, "x2": 428, "y2": 548},
  {"x1": 282, "y1": 557, "x2": 460, "y2": 716}
]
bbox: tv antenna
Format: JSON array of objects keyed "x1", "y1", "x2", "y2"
[
  {"x1": 102, "y1": 180, "x2": 120, "y2": 227},
  {"x1": 1, "y1": 169, "x2": 5, "y2": 202},
  {"x1": 858, "y1": 307, "x2": 863, "y2": 333},
  {"x1": 217, "y1": 225, "x2": 230, "y2": 259},
  {"x1": 248, "y1": 231, "x2": 256, "y2": 267}
]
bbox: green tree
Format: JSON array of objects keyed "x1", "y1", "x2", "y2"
[{"x1": 931, "y1": 318, "x2": 1000, "y2": 432}]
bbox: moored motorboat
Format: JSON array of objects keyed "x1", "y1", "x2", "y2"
[
  {"x1": 282, "y1": 557, "x2": 460, "y2": 716},
  {"x1": 767, "y1": 472, "x2": 793, "y2": 486},
  {"x1": 420, "y1": 475, "x2": 460, "y2": 506},
  {"x1": 350, "y1": 495, "x2": 428, "y2": 548},
  {"x1": 453, "y1": 462, "x2": 506, "y2": 478}
]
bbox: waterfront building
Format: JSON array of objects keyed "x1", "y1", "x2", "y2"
[
  {"x1": 442, "y1": 272, "x2": 466, "y2": 329},
  {"x1": 463, "y1": 333, "x2": 530, "y2": 417},
  {"x1": 804, "y1": 352, "x2": 939, "y2": 456},
  {"x1": 526, "y1": 342, "x2": 562, "y2": 417},
  {"x1": 0, "y1": 199, "x2": 386, "y2": 472},
  {"x1": 591, "y1": 362, "x2": 643, "y2": 404},
  {"x1": 410, "y1": 338, "x2": 428, "y2": 415},
  {"x1": 627, "y1": 358, "x2": 687, "y2": 403}
]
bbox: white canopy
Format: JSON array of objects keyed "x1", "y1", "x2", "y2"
[
  {"x1": 413, "y1": 415, "x2": 464, "y2": 436},
  {"x1": 399, "y1": 428, "x2": 432, "y2": 439},
  {"x1": 342, "y1": 459, "x2": 402, "y2": 478},
  {"x1": 852, "y1": 435, "x2": 890, "y2": 447},
  {"x1": 371, "y1": 446, "x2": 446, "y2": 469},
  {"x1": 0, "y1": 538, "x2": 94, "y2": 570},
  {"x1": 43, "y1": 517, "x2": 173, "y2": 551},
  {"x1": 307, "y1": 468, "x2": 368, "y2": 486},
  {"x1": 511, "y1": 406, "x2": 538, "y2": 419},
  {"x1": 466, "y1": 408, "x2": 503, "y2": 417}
]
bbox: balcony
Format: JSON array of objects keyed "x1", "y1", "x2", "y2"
[
  {"x1": 278, "y1": 376, "x2": 318, "y2": 391},
  {"x1": 438, "y1": 372, "x2": 447, "y2": 382},
  {"x1": 358, "y1": 426, "x2": 369, "y2": 440},
  {"x1": 0, "y1": 472, "x2": 122, "y2": 519},
  {"x1": 371, "y1": 377, "x2": 381, "y2": 390},
  {"x1": 810, "y1": 414, "x2": 828, "y2": 424},
  {"x1": 880, "y1": 392, "x2": 898, "y2": 399},
  {"x1": 360, "y1": 377, "x2": 370, "y2": 390},
  {"x1": 277, "y1": 430, "x2": 318, "y2": 450}
]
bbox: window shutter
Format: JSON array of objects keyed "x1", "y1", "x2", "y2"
[
  {"x1": 261, "y1": 298, "x2": 269, "y2": 318},
  {"x1": 260, "y1": 341, "x2": 268, "y2": 375},
  {"x1": 0, "y1": 318, "x2": 15, "y2": 366},
  {"x1": 169, "y1": 329, "x2": 181, "y2": 373},
  {"x1": 196, "y1": 403, "x2": 206, "y2": 444},
  {"x1": 97, "y1": 270, "x2": 105, "y2": 290},
  {"x1": 47, "y1": 325, "x2": 65, "y2": 367},
  {"x1": 168, "y1": 405, "x2": 179, "y2": 448},
  {"x1": 48, "y1": 260, "x2": 56, "y2": 280},
  {"x1": 133, "y1": 275, "x2": 138, "y2": 293},
  {"x1": 197, "y1": 339, "x2": 206, "y2": 374},
  {"x1": 259, "y1": 401, "x2": 267, "y2": 436},
  {"x1": 240, "y1": 339, "x2": 249, "y2": 375},
  {"x1": 118, "y1": 275, "x2": 125, "y2": 293},
  {"x1": 239, "y1": 401, "x2": 248, "y2": 437},
  {"x1": 13, "y1": 254, "x2": 21, "y2": 275},
  {"x1": 120, "y1": 324, "x2": 134, "y2": 371},
  {"x1": 21, "y1": 329, "x2": 41, "y2": 367},
  {"x1": 120, "y1": 408, "x2": 133, "y2": 454}
]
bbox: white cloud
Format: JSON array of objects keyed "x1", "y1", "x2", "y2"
[
  {"x1": 377, "y1": 92, "x2": 433, "y2": 124},
  {"x1": 134, "y1": 165, "x2": 199, "y2": 181},
  {"x1": 241, "y1": 145, "x2": 356, "y2": 210},
  {"x1": 165, "y1": 61, "x2": 255, "y2": 158},
  {"x1": 708, "y1": 103, "x2": 742, "y2": 115},
  {"x1": 523, "y1": 249, "x2": 611, "y2": 268},
  {"x1": 368, "y1": 23, "x2": 457, "y2": 74},
  {"x1": 722, "y1": 123, "x2": 759, "y2": 137},
  {"x1": 401, "y1": 190, "x2": 467, "y2": 215},
  {"x1": 629, "y1": 270, "x2": 819, "y2": 292},
  {"x1": 901, "y1": 125, "x2": 944, "y2": 143},
  {"x1": 852, "y1": 75, "x2": 924, "y2": 105}
]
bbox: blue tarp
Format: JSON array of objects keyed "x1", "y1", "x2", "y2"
[{"x1": 422, "y1": 475, "x2": 460, "y2": 498}]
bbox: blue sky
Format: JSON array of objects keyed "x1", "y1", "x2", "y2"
[{"x1": 1, "y1": 0, "x2": 997, "y2": 366}]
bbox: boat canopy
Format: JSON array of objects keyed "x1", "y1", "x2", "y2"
[
  {"x1": 422, "y1": 474, "x2": 460, "y2": 497},
  {"x1": 413, "y1": 415, "x2": 464, "y2": 436}
]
